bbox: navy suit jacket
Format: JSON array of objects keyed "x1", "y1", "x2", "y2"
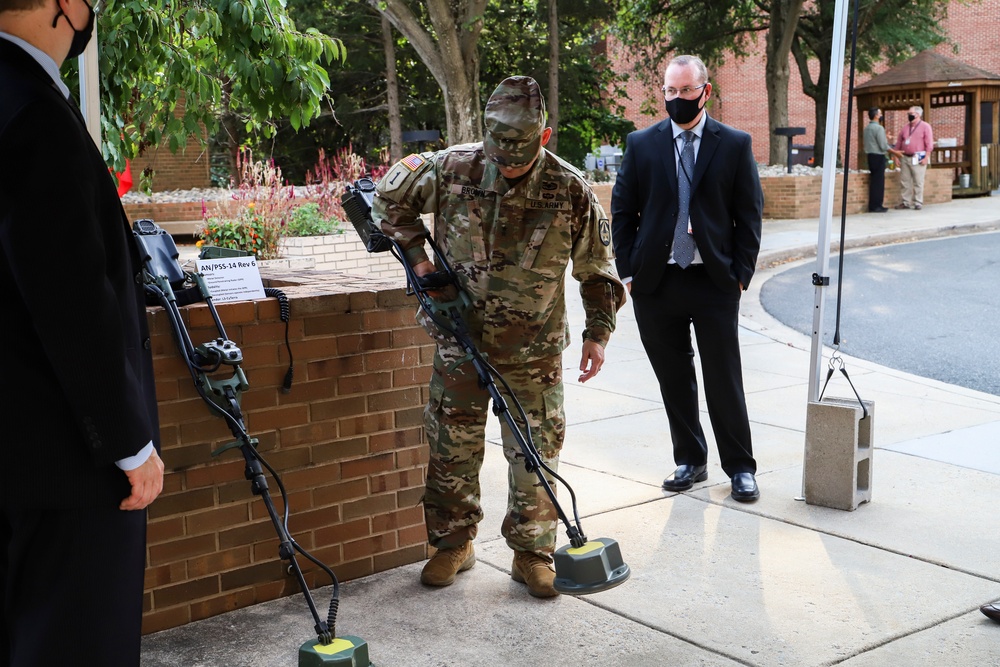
[
  {"x1": 0, "y1": 39, "x2": 158, "y2": 508},
  {"x1": 611, "y1": 115, "x2": 763, "y2": 294}
]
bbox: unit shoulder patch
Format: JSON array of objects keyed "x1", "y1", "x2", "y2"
[{"x1": 598, "y1": 219, "x2": 611, "y2": 246}]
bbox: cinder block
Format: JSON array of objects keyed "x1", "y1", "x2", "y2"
[{"x1": 803, "y1": 397, "x2": 875, "y2": 511}]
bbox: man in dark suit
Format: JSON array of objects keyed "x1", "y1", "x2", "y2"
[
  {"x1": 0, "y1": 1, "x2": 164, "y2": 664},
  {"x1": 611, "y1": 54, "x2": 763, "y2": 502}
]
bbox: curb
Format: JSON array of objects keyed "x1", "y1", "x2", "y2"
[{"x1": 756, "y1": 219, "x2": 1000, "y2": 269}]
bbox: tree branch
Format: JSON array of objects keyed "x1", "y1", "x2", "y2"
[{"x1": 367, "y1": 0, "x2": 446, "y2": 87}]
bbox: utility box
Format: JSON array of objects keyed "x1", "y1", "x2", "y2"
[{"x1": 803, "y1": 397, "x2": 875, "y2": 511}]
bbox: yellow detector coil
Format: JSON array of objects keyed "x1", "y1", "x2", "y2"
[
  {"x1": 566, "y1": 541, "x2": 604, "y2": 556},
  {"x1": 312, "y1": 638, "x2": 356, "y2": 656}
]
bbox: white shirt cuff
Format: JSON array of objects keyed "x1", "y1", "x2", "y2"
[{"x1": 116, "y1": 442, "x2": 154, "y2": 471}]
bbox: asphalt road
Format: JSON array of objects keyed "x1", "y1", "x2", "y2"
[{"x1": 759, "y1": 230, "x2": 1000, "y2": 397}]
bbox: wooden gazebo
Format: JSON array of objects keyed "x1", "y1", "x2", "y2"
[{"x1": 855, "y1": 51, "x2": 1000, "y2": 196}]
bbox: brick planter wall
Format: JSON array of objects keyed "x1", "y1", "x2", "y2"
[
  {"x1": 143, "y1": 270, "x2": 431, "y2": 633},
  {"x1": 590, "y1": 170, "x2": 952, "y2": 221},
  {"x1": 280, "y1": 235, "x2": 406, "y2": 281},
  {"x1": 124, "y1": 201, "x2": 206, "y2": 224},
  {"x1": 759, "y1": 168, "x2": 952, "y2": 219}
]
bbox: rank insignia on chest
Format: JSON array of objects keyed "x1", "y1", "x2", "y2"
[
  {"x1": 401, "y1": 153, "x2": 426, "y2": 171},
  {"x1": 599, "y1": 219, "x2": 611, "y2": 246}
]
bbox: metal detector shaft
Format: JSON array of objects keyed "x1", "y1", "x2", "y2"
[
  {"x1": 342, "y1": 180, "x2": 590, "y2": 548},
  {"x1": 466, "y1": 342, "x2": 587, "y2": 549},
  {"x1": 401, "y1": 241, "x2": 588, "y2": 549}
]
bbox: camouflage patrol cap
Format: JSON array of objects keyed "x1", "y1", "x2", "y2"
[{"x1": 483, "y1": 76, "x2": 547, "y2": 168}]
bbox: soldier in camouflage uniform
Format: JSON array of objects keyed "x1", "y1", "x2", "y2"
[{"x1": 373, "y1": 76, "x2": 625, "y2": 598}]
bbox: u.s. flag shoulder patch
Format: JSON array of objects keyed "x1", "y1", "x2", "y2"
[{"x1": 401, "y1": 153, "x2": 426, "y2": 171}]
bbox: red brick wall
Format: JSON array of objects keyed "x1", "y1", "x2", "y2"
[
  {"x1": 610, "y1": 0, "x2": 1000, "y2": 167},
  {"x1": 143, "y1": 272, "x2": 431, "y2": 633},
  {"x1": 130, "y1": 96, "x2": 212, "y2": 192}
]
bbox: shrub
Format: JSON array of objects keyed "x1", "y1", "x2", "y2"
[
  {"x1": 198, "y1": 149, "x2": 295, "y2": 260},
  {"x1": 199, "y1": 204, "x2": 283, "y2": 258},
  {"x1": 285, "y1": 202, "x2": 340, "y2": 237},
  {"x1": 305, "y1": 145, "x2": 390, "y2": 223},
  {"x1": 585, "y1": 168, "x2": 612, "y2": 183}
]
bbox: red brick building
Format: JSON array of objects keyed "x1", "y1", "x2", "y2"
[{"x1": 609, "y1": 0, "x2": 1000, "y2": 167}]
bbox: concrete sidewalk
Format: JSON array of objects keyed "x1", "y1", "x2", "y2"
[{"x1": 142, "y1": 195, "x2": 1000, "y2": 666}]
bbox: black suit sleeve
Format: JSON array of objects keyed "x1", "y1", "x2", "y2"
[
  {"x1": 0, "y1": 98, "x2": 153, "y2": 465},
  {"x1": 730, "y1": 133, "x2": 763, "y2": 289},
  {"x1": 610, "y1": 131, "x2": 640, "y2": 280}
]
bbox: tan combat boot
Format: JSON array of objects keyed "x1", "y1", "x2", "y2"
[
  {"x1": 420, "y1": 542, "x2": 475, "y2": 586},
  {"x1": 511, "y1": 551, "x2": 559, "y2": 598}
]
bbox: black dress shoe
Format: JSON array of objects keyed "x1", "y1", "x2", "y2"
[
  {"x1": 662, "y1": 464, "x2": 707, "y2": 491},
  {"x1": 872, "y1": 206, "x2": 888, "y2": 213},
  {"x1": 730, "y1": 472, "x2": 759, "y2": 502},
  {"x1": 982, "y1": 603, "x2": 1000, "y2": 622}
]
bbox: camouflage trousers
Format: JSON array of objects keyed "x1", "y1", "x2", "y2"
[{"x1": 423, "y1": 343, "x2": 565, "y2": 555}]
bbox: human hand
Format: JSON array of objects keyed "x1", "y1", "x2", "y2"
[
  {"x1": 579, "y1": 340, "x2": 606, "y2": 383},
  {"x1": 120, "y1": 449, "x2": 165, "y2": 511},
  {"x1": 413, "y1": 260, "x2": 448, "y2": 299}
]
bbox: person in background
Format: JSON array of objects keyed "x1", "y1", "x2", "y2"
[
  {"x1": 863, "y1": 107, "x2": 890, "y2": 213},
  {"x1": 888, "y1": 105, "x2": 933, "y2": 210},
  {"x1": 0, "y1": 1, "x2": 164, "y2": 664}
]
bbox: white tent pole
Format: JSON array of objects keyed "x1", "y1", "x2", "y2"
[
  {"x1": 806, "y1": 0, "x2": 851, "y2": 404},
  {"x1": 77, "y1": 36, "x2": 100, "y2": 149}
]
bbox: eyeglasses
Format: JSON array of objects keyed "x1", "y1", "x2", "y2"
[{"x1": 662, "y1": 83, "x2": 707, "y2": 100}]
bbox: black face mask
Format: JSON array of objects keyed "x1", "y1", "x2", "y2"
[
  {"x1": 664, "y1": 89, "x2": 706, "y2": 126},
  {"x1": 52, "y1": 0, "x2": 95, "y2": 60},
  {"x1": 907, "y1": 114, "x2": 916, "y2": 122}
]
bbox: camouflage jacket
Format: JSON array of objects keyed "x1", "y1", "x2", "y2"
[{"x1": 373, "y1": 144, "x2": 625, "y2": 364}]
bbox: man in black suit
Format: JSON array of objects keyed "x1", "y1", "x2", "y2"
[
  {"x1": 611, "y1": 55, "x2": 763, "y2": 502},
  {"x1": 0, "y1": 1, "x2": 164, "y2": 664}
]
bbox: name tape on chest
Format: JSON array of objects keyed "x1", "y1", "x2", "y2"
[{"x1": 450, "y1": 184, "x2": 490, "y2": 198}]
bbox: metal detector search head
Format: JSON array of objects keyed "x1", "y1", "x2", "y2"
[
  {"x1": 299, "y1": 635, "x2": 372, "y2": 667},
  {"x1": 552, "y1": 537, "x2": 630, "y2": 595}
]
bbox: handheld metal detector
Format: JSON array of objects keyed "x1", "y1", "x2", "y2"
[{"x1": 132, "y1": 220, "x2": 373, "y2": 667}]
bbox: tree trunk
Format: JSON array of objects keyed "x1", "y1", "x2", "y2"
[
  {"x1": 546, "y1": 0, "x2": 559, "y2": 155},
  {"x1": 791, "y1": 14, "x2": 834, "y2": 167},
  {"x1": 810, "y1": 56, "x2": 832, "y2": 167},
  {"x1": 219, "y1": 80, "x2": 240, "y2": 182},
  {"x1": 441, "y1": 63, "x2": 482, "y2": 145},
  {"x1": 765, "y1": 0, "x2": 805, "y2": 166},
  {"x1": 370, "y1": 0, "x2": 486, "y2": 145},
  {"x1": 381, "y1": 15, "x2": 403, "y2": 162}
]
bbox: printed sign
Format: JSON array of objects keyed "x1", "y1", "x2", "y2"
[{"x1": 195, "y1": 257, "x2": 266, "y2": 304}]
